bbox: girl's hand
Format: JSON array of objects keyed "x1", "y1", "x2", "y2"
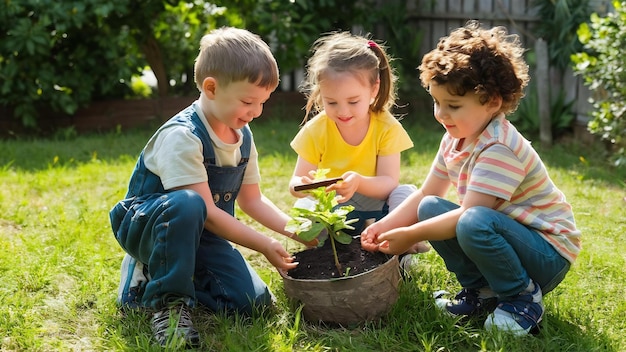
[
  {"x1": 328, "y1": 171, "x2": 359, "y2": 203},
  {"x1": 305, "y1": 170, "x2": 319, "y2": 183},
  {"x1": 263, "y1": 239, "x2": 298, "y2": 270}
]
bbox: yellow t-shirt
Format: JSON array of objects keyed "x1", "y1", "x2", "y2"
[{"x1": 290, "y1": 110, "x2": 413, "y2": 178}]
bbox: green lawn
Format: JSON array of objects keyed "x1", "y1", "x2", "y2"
[{"x1": 0, "y1": 112, "x2": 624, "y2": 351}]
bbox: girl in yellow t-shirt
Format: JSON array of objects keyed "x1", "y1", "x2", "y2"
[{"x1": 288, "y1": 31, "x2": 429, "y2": 255}]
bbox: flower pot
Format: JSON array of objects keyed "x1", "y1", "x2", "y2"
[{"x1": 280, "y1": 254, "x2": 400, "y2": 326}]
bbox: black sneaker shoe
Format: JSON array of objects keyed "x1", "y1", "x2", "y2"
[
  {"x1": 151, "y1": 303, "x2": 200, "y2": 348},
  {"x1": 435, "y1": 288, "x2": 498, "y2": 318}
]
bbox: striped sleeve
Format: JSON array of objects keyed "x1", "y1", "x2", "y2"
[{"x1": 468, "y1": 144, "x2": 525, "y2": 200}]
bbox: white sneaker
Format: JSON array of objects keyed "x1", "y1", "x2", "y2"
[
  {"x1": 117, "y1": 253, "x2": 150, "y2": 308},
  {"x1": 399, "y1": 253, "x2": 418, "y2": 278},
  {"x1": 484, "y1": 282, "x2": 544, "y2": 336}
]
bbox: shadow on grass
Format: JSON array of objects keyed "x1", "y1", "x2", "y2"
[
  {"x1": 113, "y1": 304, "x2": 292, "y2": 351},
  {"x1": 0, "y1": 126, "x2": 155, "y2": 172},
  {"x1": 379, "y1": 278, "x2": 619, "y2": 351},
  {"x1": 1, "y1": 110, "x2": 623, "y2": 191}
]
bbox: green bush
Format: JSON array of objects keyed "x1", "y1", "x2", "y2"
[
  {"x1": 0, "y1": 1, "x2": 243, "y2": 128},
  {"x1": 571, "y1": 1, "x2": 626, "y2": 166},
  {"x1": 0, "y1": 1, "x2": 143, "y2": 127},
  {"x1": 0, "y1": 0, "x2": 422, "y2": 130}
]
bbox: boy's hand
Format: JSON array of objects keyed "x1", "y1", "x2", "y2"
[
  {"x1": 369, "y1": 227, "x2": 415, "y2": 255},
  {"x1": 263, "y1": 238, "x2": 298, "y2": 270},
  {"x1": 360, "y1": 221, "x2": 382, "y2": 252}
]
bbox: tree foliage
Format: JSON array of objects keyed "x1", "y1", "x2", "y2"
[
  {"x1": 572, "y1": 1, "x2": 626, "y2": 166},
  {"x1": 0, "y1": 0, "x2": 238, "y2": 128},
  {"x1": 0, "y1": 0, "x2": 415, "y2": 129},
  {"x1": 0, "y1": 1, "x2": 145, "y2": 127},
  {"x1": 248, "y1": 0, "x2": 375, "y2": 73}
]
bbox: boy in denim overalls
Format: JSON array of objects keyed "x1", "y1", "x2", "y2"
[{"x1": 109, "y1": 27, "x2": 306, "y2": 348}]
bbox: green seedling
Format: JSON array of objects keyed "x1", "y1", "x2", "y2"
[{"x1": 286, "y1": 169, "x2": 357, "y2": 275}]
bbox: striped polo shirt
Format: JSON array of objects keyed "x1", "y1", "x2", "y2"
[{"x1": 431, "y1": 114, "x2": 581, "y2": 263}]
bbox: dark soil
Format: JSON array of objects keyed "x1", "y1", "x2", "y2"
[{"x1": 287, "y1": 239, "x2": 392, "y2": 280}]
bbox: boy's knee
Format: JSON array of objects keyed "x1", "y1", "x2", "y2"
[
  {"x1": 456, "y1": 206, "x2": 492, "y2": 243},
  {"x1": 417, "y1": 195, "x2": 444, "y2": 221},
  {"x1": 166, "y1": 190, "x2": 207, "y2": 220}
]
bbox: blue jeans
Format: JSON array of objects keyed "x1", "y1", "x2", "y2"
[
  {"x1": 419, "y1": 196, "x2": 570, "y2": 297},
  {"x1": 111, "y1": 189, "x2": 271, "y2": 313}
]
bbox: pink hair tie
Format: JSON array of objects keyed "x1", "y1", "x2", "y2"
[{"x1": 367, "y1": 40, "x2": 378, "y2": 49}]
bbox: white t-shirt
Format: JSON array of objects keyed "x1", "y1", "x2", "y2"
[{"x1": 143, "y1": 103, "x2": 261, "y2": 190}]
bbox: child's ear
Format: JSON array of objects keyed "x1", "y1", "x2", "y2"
[
  {"x1": 370, "y1": 79, "x2": 380, "y2": 101},
  {"x1": 202, "y1": 77, "x2": 217, "y2": 99},
  {"x1": 487, "y1": 95, "x2": 503, "y2": 114}
]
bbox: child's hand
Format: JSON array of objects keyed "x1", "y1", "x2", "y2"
[
  {"x1": 298, "y1": 237, "x2": 320, "y2": 248},
  {"x1": 328, "y1": 171, "x2": 359, "y2": 203},
  {"x1": 263, "y1": 238, "x2": 298, "y2": 270},
  {"x1": 303, "y1": 170, "x2": 319, "y2": 183},
  {"x1": 288, "y1": 233, "x2": 319, "y2": 248},
  {"x1": 372, "y1": 227, "x2": 416, "y2": 255},
  {"x1": 360, "y1": 221, "x2": 382, "y2": 252}
]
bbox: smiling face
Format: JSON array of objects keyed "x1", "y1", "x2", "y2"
[
  {"x1": 429, "y1": 82, "x2": 501, "y2": 145},
  {"x1": 319, "y1": 70, "x2": 379, "y2": 130},
  {"x1": 203, "y1": 78, "x2": 274, "y2": 130}
]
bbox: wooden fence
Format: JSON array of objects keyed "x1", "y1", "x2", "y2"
[{"x1": 408, "y1": 0, "x2": 539, "y2": 55}]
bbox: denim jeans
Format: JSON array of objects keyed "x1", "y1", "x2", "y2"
[
  {"x1": 419, "y1": 196, "x2": 570, "y2": 297},
  {"x1": 194, "y1": 230, "x2": 272, "y2": 314},
  {"x1": 111, "y1": 189, "x2": 271, "y2": 313}
]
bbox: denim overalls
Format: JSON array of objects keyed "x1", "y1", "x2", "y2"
[{"x1": 110, "y1": 104, "x2": 271, "y2": 314}]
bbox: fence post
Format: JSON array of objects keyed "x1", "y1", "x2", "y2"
[{"x1": 535, "y1": 38, "x2": 552, "y2": 147}]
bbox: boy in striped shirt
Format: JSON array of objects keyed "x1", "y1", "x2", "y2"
[{"x1": 360, "y1": 20, "x2": 580, "y2": 336}]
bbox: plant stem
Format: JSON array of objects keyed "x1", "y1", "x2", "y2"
[{"x1": 329, "y1": 230, "x2": 343, "y2": 275}]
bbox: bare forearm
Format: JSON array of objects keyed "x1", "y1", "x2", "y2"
[
  {"x1": 375, "y1": 190, "x2": 422, "y2": 230},
  {"x1": 403, "y1": 208, "x2": 460, "y2": 243},
  {"x1": 354, "y1": 175, "x2": 397, "y2": 200},
  {"x1": 239, "y1": 195, "x2": 292, "y2": 237},
  {"x1": 203, "y1": 209, "x2": 273, "y2": 252}
]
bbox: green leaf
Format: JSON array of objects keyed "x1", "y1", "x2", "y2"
[
  {"x1": 284, "y1": 216, "x2": 311, "y2": 234},
  {"x1": 577, "y1": 22, "x2": 591, "y2": 43},
  {"x1": 333, "y1": 231, "x2": 353, "y2": 245},
  {"x1": 298, "y1": 222, "x2": 326, "y2": 242}
]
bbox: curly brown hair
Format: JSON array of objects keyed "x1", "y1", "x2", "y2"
[{"x1": 418, "y1": 20, "x2": 529, "y2": 115}]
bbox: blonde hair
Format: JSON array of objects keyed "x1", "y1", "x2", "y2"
[
  {"x1": 419, "y1": 20, "x2": 529, "y2": 115},
  {"x1": 194, "y1": 27, "x2": 279, "y2": 90},
  {"x1": 300, "y1": 31, "x2": 397, "y2": 123}
]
